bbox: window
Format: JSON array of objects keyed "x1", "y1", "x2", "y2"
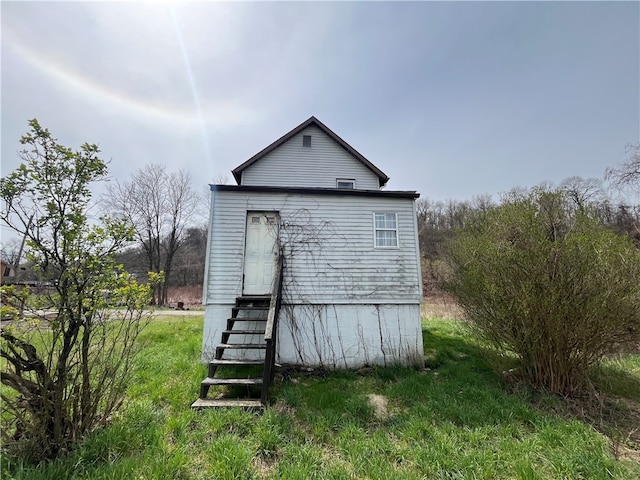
[
  {"x1": 336, "y1": 179, "x2": 355, "y2": 189},
  {"x1": 374, "y1": 212, "x2": 398, "y2": 248},
  {"x1": 303, "y1": 135, "x2": 312, "y2": 147}
]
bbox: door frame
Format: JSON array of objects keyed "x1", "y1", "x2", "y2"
[{"x1": 242, "y1": 211, "x2": 280, "y2": 295}]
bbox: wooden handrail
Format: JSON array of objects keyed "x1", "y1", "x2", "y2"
[
  {"x1": 264, "y1": 254, "x2": 283, "y2": 342},
  {"x1": 261, "y1": 253, "x2": 284, "y2": 405}
]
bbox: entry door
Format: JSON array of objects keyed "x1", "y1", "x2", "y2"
[{"x1": 243, "y1": 212, "x2": 279, "y2": 295}]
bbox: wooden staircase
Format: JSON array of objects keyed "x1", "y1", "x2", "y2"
[
  {"x1": 192, "y1": 296, "x2": 269, "y2": 409},
  {"x1": 192, "y1": 254, "x2": 284, "y2": 409}
]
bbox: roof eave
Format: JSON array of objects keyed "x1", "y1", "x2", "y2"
[{"x1": 210, "y1": 184, "x2": 419, "y2": 199}]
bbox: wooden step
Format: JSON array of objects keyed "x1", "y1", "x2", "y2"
[
  {"x1": 228, "y1": 318, "x2": 267, "y2": 322},
  {"x1": 223, "y1": 329, "x2": 265, "y2": 335},
  {"x1": 191, "y1": 398, "x2": 263, "y2": 409},
  {"x1": 218, "y1": 343, "x2": 266, "y2": 349},
  {"x1": 201, "y1": 377, "x2": 263, "y2": 386},
  {"x1": 215, "y1": 343, "x2": 266, "y2": 359},
  {"x1": 209, "y1": 359, "x2": 264, "y2": 366},
  {"x1": 236, "y1": 295, "x2": 270, "y2": 300},
  {"x1": 236, "y1": 295, "x2": 271, "y2": 305},
  {"x1": 207, "y1": 357, "x2": 265, "y2": 377},
  {"x1": 232, "y1": 306, "x2": 269, "y2": 317},
  {"x1": 227, "y1": 318, "x2": 266, "y2": 329},
  {"x1": 221, "y1": 329, "x2": 266, "y2": 343}
]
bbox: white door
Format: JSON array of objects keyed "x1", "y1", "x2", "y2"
[{"x1": 243, "y1": 212, "x2": 279, "y2": 295}]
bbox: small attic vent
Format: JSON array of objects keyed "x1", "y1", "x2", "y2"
[{"x1": 302, "y1": 135, "x2": 312, "y2": 147}]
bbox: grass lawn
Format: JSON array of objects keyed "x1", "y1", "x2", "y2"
[{"x1": 2, "y1": 313, "x2": 639, "y2": 479}]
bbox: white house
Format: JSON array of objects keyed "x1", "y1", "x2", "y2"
[{"x1": 196, "y1": 117, "x2": 423, "y2": 407}]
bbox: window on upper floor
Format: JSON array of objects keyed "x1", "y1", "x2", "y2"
[
  {"x1": 336, "y1": 179, "x2": 355, "y2": 189},
  {"x1": 374, "y1": 212, "x2": 398, "y2": 248},
  {"x1": 303, "y1": 135, "x2": 312, "y2": 147}
]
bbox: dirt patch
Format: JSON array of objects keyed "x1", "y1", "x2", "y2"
[
  {"x1": 616, "y1": 444, "x2": 640, "y2": 463},
  {"x1": 253, "y1": 456, "x2": 277, "y2": 479},
  {"x1": 367, "y1": 394, "x2": 390, "y2": 420}
]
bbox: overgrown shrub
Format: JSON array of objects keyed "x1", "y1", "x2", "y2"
[
  {"x1": 444, "y1": 187, "x2": 640, "y2": 396},
  {"x1": 0, "y1": 120, "x2": 153, "y2": 462}
]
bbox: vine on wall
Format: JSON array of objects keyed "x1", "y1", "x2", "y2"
[{"x1": 274, "y1": 206, "x2": 420, "y2": 368}]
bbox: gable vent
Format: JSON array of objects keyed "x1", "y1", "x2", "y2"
[{"x1": 302, "y1": 135, "x2": 311, "y2": 147}]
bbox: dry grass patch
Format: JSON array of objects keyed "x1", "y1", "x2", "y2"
[
  {"x1": 421, "y1": 295, "x2": 465, "y2": 320},
  {"x1": 166, "y1": 285, "x2": 204, "y2": 308}
]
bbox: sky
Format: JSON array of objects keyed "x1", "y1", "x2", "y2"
[{"x1": 2, "y1": 1, "x2": 639, "y2": 224}]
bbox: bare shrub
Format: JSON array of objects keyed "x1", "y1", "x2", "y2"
[{"x1": 444, "y1": 187, "x2": 640, "y2": 396}]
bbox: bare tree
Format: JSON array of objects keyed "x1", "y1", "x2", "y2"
[
  {"x1": 470, "y1": 194, "x2": 494, "y2": 213},
  {"x1": 105, "y1": 164, "x2": 202, "y2": 305},
  {"x1": 605, "y1": 144, "x2": 640, "y2": 241},
  {"x1": 172, "y1": 225, "x2": 208, "y2": 286},
  {"x1": 212, "y1": 172, "x2": 231, "y2": 185},
  {"x1": 560, "y1": 176, "x2": 606, "y2": 212},
  {"x1": 606, "y1": 143, "x2": 640, "y2": 193}
]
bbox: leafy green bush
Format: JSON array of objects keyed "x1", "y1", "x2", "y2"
[
  {"x1": 444, "y1": 187, "x2": 640, "y2": 396},
  {"x1": 0, "y1": 285, "x2": 25, "y2": 320},
  {"x1": 0, "y1": 120, "x2": 153, "y2": 462}
]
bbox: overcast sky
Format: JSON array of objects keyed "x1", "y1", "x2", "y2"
[{"x1": 2, "y1": 2, "x2": 639, "y2": 212}]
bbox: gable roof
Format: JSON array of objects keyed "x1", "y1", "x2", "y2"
[{"x1": 232, "y1": 116, "x2": 390, "y2": 188}]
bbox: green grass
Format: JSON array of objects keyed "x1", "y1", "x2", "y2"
[{"x1": 2, "y1": 315, "x2": 639, "y2": 479}]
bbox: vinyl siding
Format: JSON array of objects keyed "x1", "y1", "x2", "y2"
[
  {"x1": 240, "y1": 125, "x2": 381, "y2": 189},
  {"x1": 203, "y1": 189, "x2": 421, "y2": 305},
  {"x1": 277, "y1": 304, "x2": 423, "y2": 367},
  {"x1": 202, "y1": 303, "x2": 423, "y2": 367}
]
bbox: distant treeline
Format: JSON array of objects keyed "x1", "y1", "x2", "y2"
[
  {"x1": 417, "y1": 180, "x2": 639, "y2": 295},
  {"x1": 4, "y1": 182, "x2": 638, "y2": 300}
]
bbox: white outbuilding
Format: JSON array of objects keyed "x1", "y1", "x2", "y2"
[{"x1": 196, "y1": 116, "x2": 424, "y2": 407}]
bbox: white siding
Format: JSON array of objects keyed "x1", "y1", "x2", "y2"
[
  {"x1": 201, "y1": 188, "x2": 424, "y2": 367},
  {"x1": 277, "y1": 304, "x2": 423, "y2": 367},
  {"x1": 202, "y1": 303, "x2": 424, "y2": 368},
  {"x1": 240, "y1": 126, "x2": 380, "y2": 189},
  {"x1": 202, "y1": 305, "x2": 267, "y2": 362},
  {"x1": 203, "y1": 190, "x2": 422, "y2": 305}
]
